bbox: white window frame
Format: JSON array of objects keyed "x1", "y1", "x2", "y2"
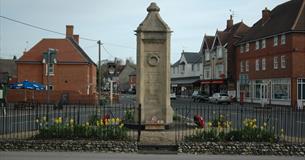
[
  {"x1": 255, "y1": 59, "x2": 260, "y2": 71},
  {"x1": 262, "y1": 58, "x2": 266, "y2": 71},
  {"x1": 245, "y1": 60, "x2": 249, "y2": 72},
  {"x1": 255, "y1": 41, "x2": 260, "y2": 50},
  {"x1": 274, "y1": 36, "x2": 278, "y2": 46},
  {"x1": 281, "y1": 55, "x2": 286, "y2": 69},
  {"x1": 204, "y1": 66, "x2": 211, "y2": 80},
  {"x1": 281, "y1": 34, "x2": 286, "y2": 45},
  {"x1": 46, "y1": 64, "x2": 54, "y2": 76},
  {"x1": 245, "y1": 43, "x2": 249, "y2": 52},
  {"x1": 274, "y1": 56, "x2": 278, "y2": 69},
  {"x1": 262, "y1": 39, "x2": 266, "y2": 49},
  {"x1": 217, "y1": 46, "x2": 223, "y2": 58},
  {"x1": 240, "y1": 45, "x2": 244, "y2": 53},
  {"x1": 205, "y1": 52, "x2": 210, "y2": 61},
  {"x1": 240, "y1": 61, "x2": 244, "y2": 73},
  {"x1": 47, "y1": 85, "x2": 54, "y2": 91}
]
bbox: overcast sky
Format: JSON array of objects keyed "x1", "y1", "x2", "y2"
[{"x1": 0, "y1": 0, "x2": 289, "y2": 64}]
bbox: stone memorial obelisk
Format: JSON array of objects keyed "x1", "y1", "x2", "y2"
[{"x1": 135, "y1": 2, "x2": 173, "y2": 130}]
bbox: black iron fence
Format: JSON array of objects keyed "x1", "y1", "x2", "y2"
[
  {"x1": 0, "y1": 102, "x2": 139, "y2": 141},
  {"x1": 173, "y1": 102, "x2": 305, "y2": 143}
]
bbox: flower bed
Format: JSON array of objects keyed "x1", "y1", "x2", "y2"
[{"x1": 34, "y1": 115, "x2": 129, "y2": 140}]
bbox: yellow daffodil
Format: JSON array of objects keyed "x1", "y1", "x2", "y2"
[
  {"x1": 58, "y1": 117, "x2": 62, "y2": 124},
  {"x1": 42, "y1": 116, "x2": 47, "y2": 122},
  {"x1": 119, "y1": 123, "x2": 124, "y2": 128},
  {"x1": 70, "y1": 118, "x2": 74, "y2": 124},
  {"x1": 35, "y1": 119, "x2": 39, "y2": 123},
  {"x1": 96, "y1": 121, "x2": 100, "y2": 126},
  {"x1": 207, "y1": 122, "x2": 212, "y2": 127},
  {"x1": 263, "y1": 122, "x2": 267, "y2": 127}
]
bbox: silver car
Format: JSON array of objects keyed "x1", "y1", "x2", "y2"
[{"x1": 209, "y1": 93, "x2": 231, "y2": 104}]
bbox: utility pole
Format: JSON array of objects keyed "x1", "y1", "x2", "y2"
[{"x1": 97, "y1": 40, "x2": 102, "y2": 105}]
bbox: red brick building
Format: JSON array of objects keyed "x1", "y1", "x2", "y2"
[
  {"x1": 9, "y1": 25, "x2": 97, "y2": 104},
  {"x1": 236, "y1": 0, "x2": 305, "y2": 108}
]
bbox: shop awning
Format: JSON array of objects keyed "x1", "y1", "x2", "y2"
[
  {"x1": 200, "y1": 80, "x2": 224, "y2": 84},
  {"x1": 171, "y1": 77, "x2": 200, "y2": 85}
]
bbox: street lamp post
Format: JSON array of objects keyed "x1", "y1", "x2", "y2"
[{"x1": 108, "y1": 66, "x2": 115, "y2": 105}]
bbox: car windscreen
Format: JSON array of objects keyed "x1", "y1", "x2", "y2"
[{"x1": 220, "y1": 94, "x2": 228, "y2": 96}]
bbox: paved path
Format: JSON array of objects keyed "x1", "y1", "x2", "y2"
[{"x1": 1, "y1": 152, "x2": 304, "y2": 160}]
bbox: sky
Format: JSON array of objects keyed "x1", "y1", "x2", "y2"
[{"x1": 0, "y1": 0, "x2": 289, "y2": 64}]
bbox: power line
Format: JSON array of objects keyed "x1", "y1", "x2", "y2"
[
  {"x1": 0, "y1": 15, "x2": 98, "y2": 42},
  {"x1": 102, "y1": 45, "x2": 114, "y2": 58}
]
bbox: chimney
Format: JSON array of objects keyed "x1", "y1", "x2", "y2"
[
  {"x1": 227, "y1": 15, "x2": 233, "y2": 29},
  {"x1": 73, "y1": 34, "x2": 79, "y2": 44},
  {"x1": 66, "y1": 25, "x2": 74, "y2": 38},
  {"x1": 262, "y1": 7, "x2": 271, "y2": 24}
]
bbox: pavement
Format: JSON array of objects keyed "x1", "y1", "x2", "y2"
[{"x1": 1, "y1": 152, "x2": 305, "y2": 160}]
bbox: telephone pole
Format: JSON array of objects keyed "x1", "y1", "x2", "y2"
[{"x1": 97, "y1": 40, "x2": 102, "y2": 105}]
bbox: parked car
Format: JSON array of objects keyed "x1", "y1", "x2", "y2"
[
  {"x1": 209, "y1": 93, "x2": 231, "y2": 104},
  {"x1": 193, "y1": 92, "x2": 209, "y2": 102},
  {"x1": 191, "y1": 91, "x2": 199, "y2": 100},
  {"x1": 170, "y1": 92, "x2": 176, "y2": 100}
]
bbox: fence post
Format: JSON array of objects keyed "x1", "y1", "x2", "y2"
[{"x1": 137, "y1": 104, "x2": 141, "y2": 142}]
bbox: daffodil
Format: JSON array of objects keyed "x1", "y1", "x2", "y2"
[
  {"x1": 263, "y1": 122, "x2": 267, "y2": 127},
  {"x1": 42, "y1": 116, "x2": 47, "y2": 122},
  {"x1": 207, "y1": 122, "x2": 212, "y2": 127},
  {"x1": 35, "y1": 119, "x2": 39, "y2": 123},
  {"x1": 70, "y1": 118, "x2": 74, "y2": 124},
  {"x1": 119, "y1": 123, "x2": 124, "y2": 128},
  {"x1": 96, "y1": 120, "x2": 100, "y2": 126},
  {"x1": 85, "y1": 122, "x2": 90, "y2": 126}
]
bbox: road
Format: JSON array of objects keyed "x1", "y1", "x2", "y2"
[{"x1": 1, "y1": 152, "x2": 304, "y2": 160}]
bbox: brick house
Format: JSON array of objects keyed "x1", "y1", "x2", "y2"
[
  {"x1": 10, "y1": 25, "x2": 97, "y2": 104},
  {"x1": 236, "y1": 0, "x2": 305, "y2": 108},
  {"x1": 200, "y1": 16, "x2": 249, "y2": 97}
]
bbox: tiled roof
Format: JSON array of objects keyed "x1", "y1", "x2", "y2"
[
  {"x1": 183, "y1": 52, "x2": 202, "y2": 64},
  {"x1": 17, "y1": 38, "x2": 95, "y2": 65},
  {"x1": 240, "y1": 0, "x2": 305, "y2": 43}
]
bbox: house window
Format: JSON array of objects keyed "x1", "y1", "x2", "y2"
[
  {"x1": 205, "y1": 51, "x2": 210, "y2": 61},
  {"x1": 204, "y1": 66, "x2": 211, "y2": 79},
  {"x1": 281, "y1": 34, "x2": 286, "y2": 45},
  {"x1": 255, "y1": 41, "x2": 260, "y2": 50},
  {"x1": 298, "y1": 79, "x2": 305, "y2": 100},
  {"x1": 262, "y1": 58, "x2": 266, "y2": 71},
  {"x1": 172, "y1": 67, "x2": 175, "y2": 74},
  {"x1": 281, "y1": 55, "x2": 286, "y2": 69},
  {"x1": 272, "y1": 79, "x2": 290, "y2": 100},
  {"x1": 240, "y1": 45, "x2": 244, "y2": 53},
  {"x1": 46, "y1": 64, "x2": 54, "y2": 75},
  {"x1": 274, "y1": 36, "x2": 278, "y2": 46},
  {"x1": 47, "y1": 85, "x2": 54, "y2": 91},
  {"x1": 216, "y1": 64, "x2": 224, "y2": 79},
  {"x1": 261, "y1": 39, "x2": 266, "y2": 49},
  {"x1": 254, "y1": 80, "x2": 263, "y2": 99},
  {"x1": 274, "y1": 57, "x2": 278, "y2": 69},
  {"x1": 191, "y1": 64, "x2": 194, "y2": 71},
  {"x1": 245, "y1": 60, "x2": 249, "y2": 72},
  {"x1": 217, "y1": 46, "x2": 223, "y2": 58},
  {"x1": 245, "y1": 43, "x2": 249, "y2": 52},
  {"x1": 255, "y1": 59, "x2": 260, "y2": 71},
  {"x1": 197, "y1": 64, "x2": 200, "y2": 71},
  {"x1": 240, "y1": 61, "x2": 244, "y2": 73}
]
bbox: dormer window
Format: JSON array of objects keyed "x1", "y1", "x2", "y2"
[
  {"x1": 245, "y1": 43, "x2": 249, "y2": 52},
  {"x1": 255, "y1": 41, "x2": 260, "y2": 50},
  {"x1": 217, "y1": 46, "x2": 223, "y2": 58},
  {"x1": 261, "y1": 39, "x2": 266, "y2": 49},
  {"x1": 281, "y1": 34, "x2": 286, "y2": 45},
  {"x1": 240, "y1": 45, "x2": 244, "y2": 53},
  {"x1": 205, "y1": 51, "x2": 210, "y2": 61},
  {"x1": 274, "y1": 36, "x2": 278, "y2": 46}
]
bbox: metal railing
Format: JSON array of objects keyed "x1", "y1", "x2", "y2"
[
  {"x1": 0, "y1": 102, "x2": 139, "y2": 141},
  {"x1": 173, "y1": 102, "x2": 305, "y2": 143}
]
